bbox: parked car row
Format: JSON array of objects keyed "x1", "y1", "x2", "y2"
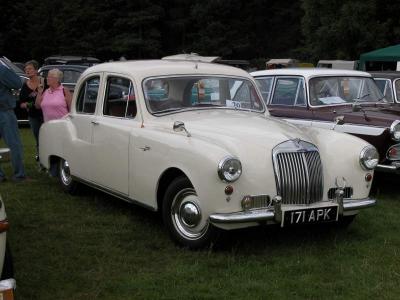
[
  {"x1": 38, "y1": 60, "x2": 377, "y2": 248},
  {"x1": 252, "y1": 68, "x2": 400, "y2": 174}
]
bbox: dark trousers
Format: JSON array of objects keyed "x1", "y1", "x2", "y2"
[{"x1": 29, "y1": 115, "x2": 43, "y2": 154}]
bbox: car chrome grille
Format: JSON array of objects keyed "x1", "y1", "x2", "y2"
[{"x1": 273, "y1": 140, "x2": 324, "y2": 205}]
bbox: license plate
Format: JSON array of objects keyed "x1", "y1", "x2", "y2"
[{"x1": 282, "y1": 206, "x2": 338, "y2": 227}]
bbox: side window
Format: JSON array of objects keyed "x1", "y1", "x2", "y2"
[
  {"x1": 271, "y1": 77, "x2": 304, "y2": 106},
  {"x1": 103, "y1": 76, "x2": 137, "y2": 119},
  {"x1": 76, "y1": 76, "x2": 99, "y2": 114},
  {"x1": 255, "y1": 77, "x2": 273, "y2": 103},
  {"x1": 295, "y1": 80, "x2": 306, "y2": 106},
  {"x1": 395, "y1": 79, "x2": 400, "y2": 102},
  {"x1": 375, "y1": 79, "x2": 393, "y2": 102}
]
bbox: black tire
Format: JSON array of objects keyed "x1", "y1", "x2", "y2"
[
  {"x1": 1, "y1": 242, "x2": 13, "y2": 280},
  {"x1": 59, "y1": 158, "x2": 80, "y2": 194},
  {"x1": 162, "y1": 176, "x2": 217, "y2": 249}
]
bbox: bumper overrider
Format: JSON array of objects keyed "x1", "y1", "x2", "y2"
[{"x1": 209, "y1": 197, "x2": 376, "y2": 225}]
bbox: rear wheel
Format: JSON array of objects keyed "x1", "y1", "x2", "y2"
[
  {"x1": 59, "y1": 158, "x2": 79, "y2": 194},
  {"x1": 162, "y1": 176, "x2": 217, "y2": 249}
]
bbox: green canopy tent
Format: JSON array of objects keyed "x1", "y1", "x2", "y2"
[{"x1": 359, "y1": 44, "x2": 400, "y2": 71}]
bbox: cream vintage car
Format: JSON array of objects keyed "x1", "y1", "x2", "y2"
[
  {"x1": 39, "y1": 60, "x2": 377, "y2": 248},
  {"x1": 0, "y1": 149, "x2": 16, "y2": 299}
]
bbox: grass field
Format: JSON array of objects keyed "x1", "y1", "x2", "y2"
[{"x1": 0, "y1": 128, "x2": 400, "y2": 299}]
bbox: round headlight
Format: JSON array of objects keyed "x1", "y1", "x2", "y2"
[
  {"x1": 359, "y1": 145, "x2": 379, "y2": 170},
  {"x1": 390, "y1": 120, "x2": 400, "y2": 141},
  {"x1": 218, "y1": 157, "x2": 242, "y2": 182}
]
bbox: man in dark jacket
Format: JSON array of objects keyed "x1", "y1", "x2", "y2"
[{"x1": 0, "y1": 63, "x2": 26, "y2": 182}]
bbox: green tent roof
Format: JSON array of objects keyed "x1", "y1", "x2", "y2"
[{"x1": 359, "y1": 44, "x2": 400, "y2": 70}]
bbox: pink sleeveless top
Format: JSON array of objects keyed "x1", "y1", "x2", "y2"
[{"x1": 41, "y1": 85, "x2": 69, "y2": 122}]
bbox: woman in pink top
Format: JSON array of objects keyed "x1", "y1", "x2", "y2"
[{"x1": 36, "y1": 68, "x2": 72, "y2": 122}]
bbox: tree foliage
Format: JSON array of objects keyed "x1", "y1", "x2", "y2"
[{"x1": 1, "y1": 0, "x2": 400, "y2": 65}]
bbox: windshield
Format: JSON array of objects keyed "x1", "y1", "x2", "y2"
[
  {"x1": 309, "y1": 76, "x2": 384, "y2": 106},
  {"x1": 143, "y1": 76, "x2": 264, "y2": 114}
]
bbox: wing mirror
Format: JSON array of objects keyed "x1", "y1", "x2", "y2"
[{"x1": 173, "y1": 121, "x2": 191, "y2": 137}]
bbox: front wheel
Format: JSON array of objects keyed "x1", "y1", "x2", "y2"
[
  {"x1": 162, "y1": 176, "x2": 217, "y2": 249},
  {"x1": 59, "y1": 158, "x2": 79, "y2": 194}
]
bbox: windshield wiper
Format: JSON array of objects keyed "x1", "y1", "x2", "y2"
[
  {"x1": 154, "y1": 107, "x2": 184, "y2": 114},
  {"x1": 192, "y1": 103, "x2": 221, "y2": 107}
]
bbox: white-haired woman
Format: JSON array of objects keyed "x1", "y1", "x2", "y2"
[{"x1": 35, "y1": 68, "x2": 72, "y2": 122}]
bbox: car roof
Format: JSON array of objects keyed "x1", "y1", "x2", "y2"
[
  {"x1": 83, "y1": 60, "x2": 251, "y2": 79},
  {"x1": 251, "y1": 68, "x2": 371, "y2": 78},
  {"x1": 370, "y1": 71, "x2": 400, "y2": 79},
  {"x1": 39, "y1": 64, "x2": 88, "y2": 71}
]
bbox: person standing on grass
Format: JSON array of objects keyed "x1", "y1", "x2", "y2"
[
  {"x1": 0, "y1": 62, "x2": 27, "y2": 182},
  {"x1": 35, "y1": 68, "x2": 71, "y2": 177},
  {"x1": 35, "y1": 68, "x2": 72, "y2": 122},
  {"x1": 19, "y1": 60, "x2": 44, "y2": 160}
]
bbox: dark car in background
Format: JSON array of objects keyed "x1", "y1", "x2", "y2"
[
  {"x1": 0, "y1": 56, "x2": 29, "y2": 124},
  {"x1": 43, "y1": 55, "x2": 100, "y2": 66},
  {"x1": 38, "y1": 65, "x2": 88, "y2": 93},
  {"x1": 370, "y1": 72, "x2": 400, "y2": 104}
]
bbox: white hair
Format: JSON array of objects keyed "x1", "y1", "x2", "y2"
[{"x1": 48, "y1": 68, "x2": 63, "y2": 82}]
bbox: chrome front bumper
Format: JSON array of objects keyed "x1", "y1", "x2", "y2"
[
  {"x1": 376, "y1": 163, "x2": 400, "y2": 174},
  {"x1": 209, "y1": 198, "x2": 376, "y2": 224}
]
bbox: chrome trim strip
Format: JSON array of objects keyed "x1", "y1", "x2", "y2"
[
  {"x1": 72, "y1": 176, "x2": 157, "y2": 211},
  {"x1": 282, "y1": 118, "x2": 386, "y2": 136},
  {"x1": 209, "y1": 198, "x2": 376, "y2": 224},
  {"x1": 375, "y1": 163, "x2": 400, "y2": 173}
]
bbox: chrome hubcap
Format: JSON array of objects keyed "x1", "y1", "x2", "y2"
[
  {"x1": 171, "y1": 188, "x2": 208, "y2": 240},
  {"x1": 60, "y1": 160, "x2": 72, "y2": 186}
]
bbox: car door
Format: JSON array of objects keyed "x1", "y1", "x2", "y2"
[
  {"x1": 91, "y1": 75, "x2": 139, "y2": 195},
  {"x1": 68, "y1": 74, "x2": 101, "y2": 181},
  {"x1": 265, "y1": 76, "x2": 314, "y2": 126}
]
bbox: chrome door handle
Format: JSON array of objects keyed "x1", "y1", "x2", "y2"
[
  {"x1": 140, "y1": 146, "x2": 151, "y2": 151},
  {"x1": 91, "y1": 120, "x2": 99, "y2": 125}
]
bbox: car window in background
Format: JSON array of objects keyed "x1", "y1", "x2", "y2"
[
  {"x1": 394, "y1": 79, "x2": 400, "y2": 102},
  {"x1": 309, "y1": 77, "x2": 382, "y2": 106},
  {"x1": 62, "y1": 70, "x2": 82, "y2": 84},
  {"x1": 255, "y1": 77, "x2": 273, "y2": 103},
  {"x1": 76, "y1": 76, "x2": 100, "y2": 114},
  {"x1": 271, "y1": 77, "x2": 305, "y2": 106},
  {"x1": 103, "y1": 76, "x2": 136, "y2": 119},
  {"x1": 374, "y1": 79, "x2": 393, "y2": 102}
]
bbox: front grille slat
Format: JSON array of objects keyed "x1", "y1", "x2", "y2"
[{"x1": 274, "y1": 140, "x2": 324, "y2": 205}]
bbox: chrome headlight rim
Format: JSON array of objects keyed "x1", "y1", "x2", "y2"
[
  {"x1": 217, "y1": 156, "x2": 242, "y2": 183},
  {"x1": 359, "y1": 145, "x2": 379, "y2": 170},
  {"x1": 390, "y1": 120, "x2": 400, "y2": 141}
]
